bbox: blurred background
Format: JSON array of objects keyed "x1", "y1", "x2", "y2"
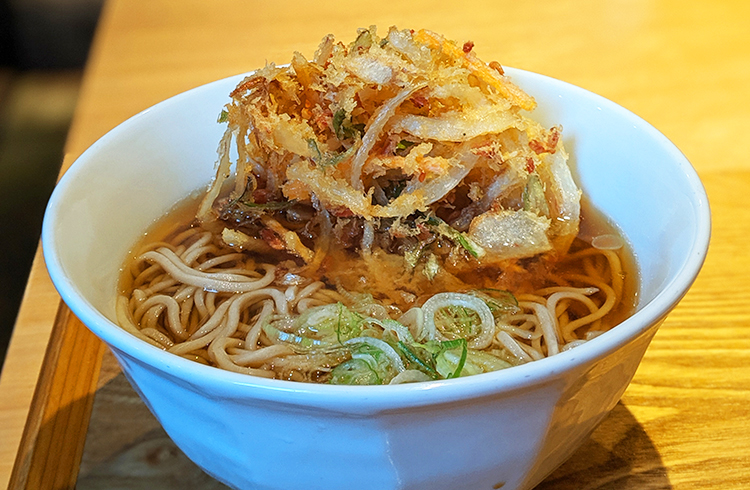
[{"x1": 0, "y1": 0, "x2": 102, "y2": 368}]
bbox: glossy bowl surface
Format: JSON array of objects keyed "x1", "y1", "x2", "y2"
[{"x1": 42, "y1": 68, "x2": 710, "y2": 490}]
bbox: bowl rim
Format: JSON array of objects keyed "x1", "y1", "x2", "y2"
[{"x1": 42, "y1": 67, "x2": 711, "y2": 412}]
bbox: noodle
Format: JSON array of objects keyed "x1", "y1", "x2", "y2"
[{"x1": 119, "y1": 222, "x2": 635, "y2": 383}]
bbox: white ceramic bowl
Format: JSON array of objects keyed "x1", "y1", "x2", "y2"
[{"x1": 42, "y1": 68, "x2": 710, "y2": 490}]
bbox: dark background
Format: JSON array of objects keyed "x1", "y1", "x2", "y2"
[{"x1": 0, "y1": 0, "x2": 102, "y2": 369}]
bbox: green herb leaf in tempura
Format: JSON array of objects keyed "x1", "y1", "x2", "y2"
[
  {"x1": 332, "y1": 109, "x2": 365, "y2": 141},
  {"x1": 308, "y1": 138, "x2": 357, "y2": 168},
  {"x1": 425, "y1": 216, "x2": 486, "y2": 258}
]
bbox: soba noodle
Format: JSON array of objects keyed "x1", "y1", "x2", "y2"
[{"x1": 118, "y1": 211, "x2": 634, "y2": 383}]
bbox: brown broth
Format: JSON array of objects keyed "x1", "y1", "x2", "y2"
[{"x1": 121, "y1": 194, "x2": 639, "y2": 338}]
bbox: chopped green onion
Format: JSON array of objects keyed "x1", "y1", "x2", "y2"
[
  {"x1": 464, "y1": 350, "x2": 513, "y2": 373},
  {"x1": 265, "y1": 303, "x2": 365, "y2": 348},
  {"x1": 375, "y1": 318, "x2": 414, "y2": 343},
  {"x1": 345, "y1": 337, "x2": 405, "y2": 373},
  {"x1": 435, "y1": 338, "x2": 468, "y2": 378},
  {"x1": 470, "y1": 289, "x2": 520, "y2": 316},
  {"x1": 397, "y1": 341, "x2": 439, "y2": 379},
  {"x1": 335, "y1": 302, "x2": 364, "y2": 344},
  {"x1": 329, "y1": 358, "x2": 382, "y2": 385},
  {"x1": 454, "y1": 233, "x2": 485, "y2": 259},
  {"x1": 433, "y1": 305, "x2": 481, "y2": 339}
]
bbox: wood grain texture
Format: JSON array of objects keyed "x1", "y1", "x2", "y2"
[
  {"x1": 2, "y1": 0, "x2": 750, "y2": 488},
  {"x1": 0, "y1": 248, "x2": 67, "y2": 487},
  {"x1": 7, "y1": 306, "x2": 104, "y2": 490},
  {"x1": 76, "y1": 351, "x2": 230, "y2": 490}
]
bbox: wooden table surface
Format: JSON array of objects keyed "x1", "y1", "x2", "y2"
[{"x1": 2, "y1": 0, "x2": 750, "y2": 488}]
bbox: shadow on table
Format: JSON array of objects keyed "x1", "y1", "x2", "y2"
[
  {"x1": 77, "y1": 369, "x2": 230, "y2": 490},
  {"x1": 76, "y1": 369, "x2": 670, "y2": 490},
  {"x1": 537, "y1": 401, "x2": 671, "y2": 489}
]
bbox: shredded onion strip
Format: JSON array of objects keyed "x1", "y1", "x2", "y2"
[{"x1": 350, "y1": 82, "x2": 427, "y2": 191}]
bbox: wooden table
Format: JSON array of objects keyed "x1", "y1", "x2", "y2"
[{"x1": 2, "y1": 0, "x2": 750, "y2": 488}]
